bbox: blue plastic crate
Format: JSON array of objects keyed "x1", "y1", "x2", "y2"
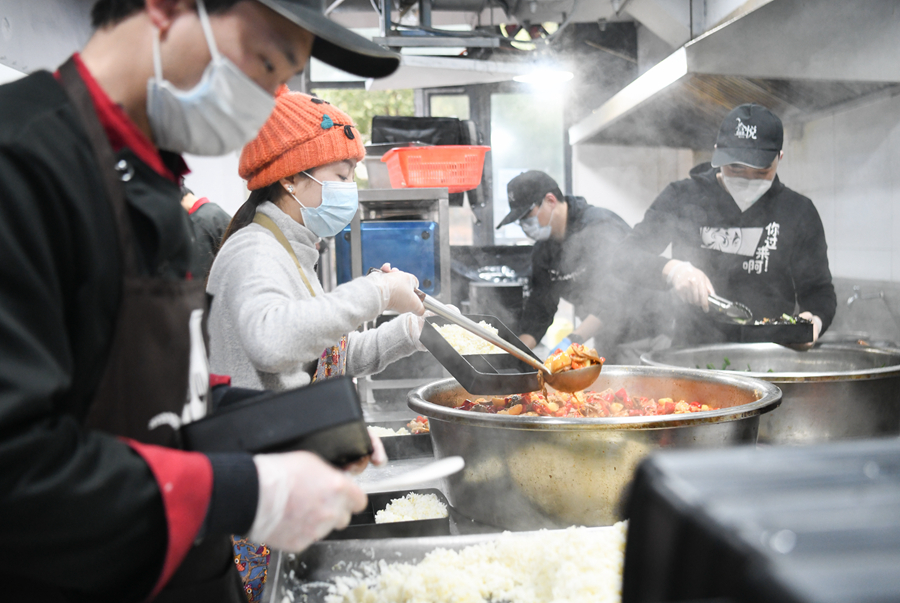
[{"x1": 336, "y1": 221, "x2": 440, "y2": 296}]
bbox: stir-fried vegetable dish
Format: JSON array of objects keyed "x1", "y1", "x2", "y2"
[
  {"x1": 406, "y1": 416, "x2": 430, "y2": 434},
  {"x1": 754, "y1": 313, "x2": 812, "y2": 326},
  {"x1": 544, "y1": 343, "x2": 605, "y2": 373},
  {"x1": 455, "y1": 388, "x2": 714, "y2": 418}
]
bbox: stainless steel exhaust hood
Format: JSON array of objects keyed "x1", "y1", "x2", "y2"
[{"x1": 569, "y1": 0, "x2": 900, "y2": 149}]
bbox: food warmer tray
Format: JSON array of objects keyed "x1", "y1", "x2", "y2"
[
  {"x1": 265, "y1": 526, "x2": 619, "y2": 603},
  {"x1": 419, "y1": 313, "x2": 541, "y2": 394},
  {"x1": 367, "y1": 420, "x2": 433, "y2": 459},
  {"x1": 324, "y1": 488, "x2": 451, "y2": 541}
]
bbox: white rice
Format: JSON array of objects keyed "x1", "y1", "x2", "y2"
[
  {"x1": 324, "y1": 522, "x2": 627, "y2": 603},
  {"x1": 374, "y1": 492, "x2": 449, "y2": 524},
  {"x1": 368, "y1": 425, "x2": 411, "y2": 437},
  {"x1": 434, "y1": 322, "x2": 504, "y2": 355}
]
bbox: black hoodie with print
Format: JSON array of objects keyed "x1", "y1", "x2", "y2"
[
  {"x1": 520, "y1": 196, "x2": 670, "y2": 355},
  {"x1": 614, "y1": 162, "x2": 836, "y2": 344}
]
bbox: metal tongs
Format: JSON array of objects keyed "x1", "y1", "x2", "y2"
[{"x1": 708, "y1": 294, "x2": 753, "y2": 325}]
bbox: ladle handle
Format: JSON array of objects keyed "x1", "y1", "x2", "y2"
[{"x1": 419, "y1": 292, "x2": 551, "y2": 375}]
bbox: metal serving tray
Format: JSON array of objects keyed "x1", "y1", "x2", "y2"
[
  {"x1": 368, "y1": 420, "x2": 433, "y2": 460},
  {"x1": 325, "y1": 488, "x2": 451, "y2": 541},
  {"x1": 266, "y1": 526, "x2": 619, "y2": 603},
  {"x1": 419, "y1": 313, "x2": 541, "y2": 394}
]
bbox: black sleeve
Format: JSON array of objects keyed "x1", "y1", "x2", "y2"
[
  {"x1": 0, "y1": 146, "x2": 170, "y2": 600},
  {"x1": 793, "y1": 200, "x2": 837, "y2": 332},
  {"x1": 190, "y1": 203, "x2": 232, "y2": 278},
  {"x1": 519, "y1": 244, "x2": 560, "y2": 342},
  {"x1": 0, "y1": 146, "x2": 257, "y2": 601},
  {"x1": 613, "y1": 183, "x2": 683, "y2": 289}
]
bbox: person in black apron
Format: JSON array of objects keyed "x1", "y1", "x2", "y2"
[
  {"x1": 206, "y1": 88, "x2": 427, "y2": 602},
  {"x1": 0, "y1": 1, "x2": 399, "y2": 601}
]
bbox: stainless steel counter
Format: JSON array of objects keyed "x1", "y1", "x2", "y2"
[{"x1": 264, "y1": 395, "x2": 505, "y2": 602}]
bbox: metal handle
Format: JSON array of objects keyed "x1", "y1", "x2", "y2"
[
  {"x1": 419, "y1": 292, "x2": 551, "y2": 375},
  {"x1": 707, "y1": 293, "x2": 753, "y2": 323},
  {"x1": 708, "y1": 294, "x2": 732, "y2": 310},
  {"x1": 366, "y1": 266, "x2": 549, "y2": 375}
]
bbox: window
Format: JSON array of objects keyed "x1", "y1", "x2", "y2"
[
  {"x1": 429, "y1": 94, "x2": 470, "y2": 120},
  {"x1": 491, "y1": 91, "x2": 564, "y2": 243}
]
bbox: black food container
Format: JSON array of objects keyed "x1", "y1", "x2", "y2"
[
  {"x1": 327, "y1": 488, "x2": 451, "y2": 540},
  {"x1": 740, "y1": 321, "x2": 814, "y2": 344},
  {"x1": 623, "y1": 438, "x2": 900, "y2": 603},
  {"x1": 182, "y1": 376, "x2": 372, "y2": 466},
  {"x1": 368, "y1": 420, "x2": 433, "y2": 459}
]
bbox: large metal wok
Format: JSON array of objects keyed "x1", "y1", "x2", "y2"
[
  {"x1": 408, "y1": 366, "x2": 781, "y2": 530},
  {"x1": 642, "y1": 343, "x2": 900, "y2": 445}
]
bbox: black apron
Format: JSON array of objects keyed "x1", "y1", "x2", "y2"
[{"x1": 58, "y1": 58, "x2": 245, "y2": 603}]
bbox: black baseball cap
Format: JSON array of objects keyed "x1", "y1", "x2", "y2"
[
  {"x1": 496, "y1": 170, "x2": 561, "y2": 229},
  {"x1": 256, "y1": 0, "x2": 400, "y2": 78},
  {"x1": 711, "y1": 104, "x2": 783, "y2": 169}
]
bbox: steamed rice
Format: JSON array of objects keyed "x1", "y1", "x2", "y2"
[
  {"x1": 434, "y1": 322, "x2": 504, "y2": 355},
  {"x1": 368, "y1": 425, "x2": 411, "y2": 437},
  {"x1": 374, "y1": 492, "x2": 448, "y2": 524},
  {"x1": 323, "y1": 522, "x2": 627, "y2": 603}
]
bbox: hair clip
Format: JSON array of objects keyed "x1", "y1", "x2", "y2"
[{"x1": 319, "y1": 114, "x2": 357, "y2": 140}]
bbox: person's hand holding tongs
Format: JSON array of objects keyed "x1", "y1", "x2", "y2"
[
  {"x1": 366, "y1": 263, "x2": 425, "y2": 315},
  {"x1": 663, "y1": 259, "x2": 716, "y2": 312},
  {"x1": 663, "y1": 259, "x2": 752, "y2": 324}
]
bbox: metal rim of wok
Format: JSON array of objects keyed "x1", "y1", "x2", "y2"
[
  {"x1": 641, "y1": 342, "x2": 900, "y2": 384},
  {"x1": 408, "y1": 365, "x2": 782, "y2": 431}
]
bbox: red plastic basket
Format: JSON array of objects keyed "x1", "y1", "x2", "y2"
[{"x1": 381, "y1": 145, "x2": 490, "y2": 193}]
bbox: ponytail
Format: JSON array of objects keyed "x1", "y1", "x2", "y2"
[{"x1": 219, "y1": 182, "x2": 281, "y2": 250}]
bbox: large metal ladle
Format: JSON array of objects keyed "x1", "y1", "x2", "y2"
[{"x1": 419, "y1": 292, "x2": 603, "y2": 393}]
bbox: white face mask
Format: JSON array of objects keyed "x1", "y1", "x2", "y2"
[
  {"x1": 722, "y1": 175, "x2": 774, "y2": 212},
  {"x1": 146, "y1": 0, "x2": 276, "y2": 156},
  {"x1": 520, "y1": 215, "x2": 551, "y2": 241}
]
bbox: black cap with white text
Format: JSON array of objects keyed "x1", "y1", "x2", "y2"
[{"x1": 711, "y1": 104, "x2": 783, "y2": 169}]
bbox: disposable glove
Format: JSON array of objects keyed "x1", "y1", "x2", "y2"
[
  {"x1": 790, "y1": 312, "x2": 823, "y2": 350},
  {"x1": 367, "y1": 263, "x2": 425, "y2": 316},
  {"x1": 665, "y1": 260, "x2": 715, "y2": 312},
  {"x1": 247, "y1": 451, "x2": 367, "y2": 552}
]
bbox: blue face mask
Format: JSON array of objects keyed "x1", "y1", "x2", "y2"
[
  {"x1": 285, "y1": 172, "x2": 359, "y2": 238},
  {"x1": 520, "y1": 215, "x2": 551, "y2": 241}
]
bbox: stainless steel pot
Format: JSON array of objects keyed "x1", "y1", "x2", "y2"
[
  {"x1": 408, "y1": 366, "x2": 781, "y2": 530},
  {"x1": 641, "y1": 343, "x2": 900, "y2": 445}
]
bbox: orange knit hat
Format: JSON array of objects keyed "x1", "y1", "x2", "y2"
[{"x1": 239, "y1": 86, "x2": 365, "y2": 190}]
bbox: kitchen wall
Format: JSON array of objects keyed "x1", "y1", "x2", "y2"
[
  {"x1": 778, "y1": 90, "x2": 900, "y2": 282},
  {"x1": 182, "y1": 152, "x2": 247, "y2": 216},
  {"x1": 777, "y1": 90, "x2": 900, "y2": 342},
  {"x1": 571, "y1": 144, "x2": 693, "y2": 226}
]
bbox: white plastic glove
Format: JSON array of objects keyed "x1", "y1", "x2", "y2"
[
  {"x1": 247, "y1": 451, "x2": 367, "y2": 552},
  {"x1": 791, "y1": 311, "x2": 823, "y2": 350},
  {"x1": 665, "y1": 260, "x2": 715, "y2": 312},
  {"x1": 368, "y1": 263, "x2": 425, "y2": 316}
]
